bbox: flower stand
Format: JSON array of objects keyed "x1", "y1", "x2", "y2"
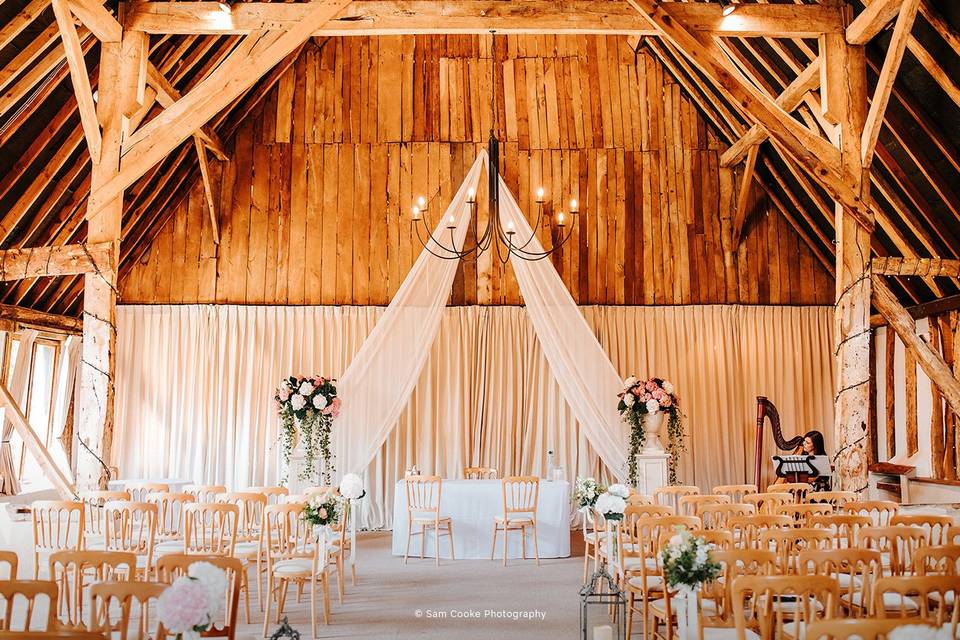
[{"x1": 633, "y1": 451, "x2": 669, "y2": 495}]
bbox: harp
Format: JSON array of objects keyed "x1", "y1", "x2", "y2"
[{"x1": 753, "y1": 396, "x2": 804, "y2": 488}]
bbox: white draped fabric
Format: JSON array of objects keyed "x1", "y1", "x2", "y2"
[
  {"x1": 0, "y1": 329, "x2": 38, "y2": 495},
  {"x1": 114, "y1": 304, "x2": 833, "y2": 528}
]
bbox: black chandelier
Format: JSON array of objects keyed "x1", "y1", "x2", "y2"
[{"x1": 410, "y1": 32, "x2": 582, "y2": 263}]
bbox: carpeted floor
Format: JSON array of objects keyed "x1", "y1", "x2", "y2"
[{"x1": 242, "y1": 530, "x2": 587, "y2": 639}]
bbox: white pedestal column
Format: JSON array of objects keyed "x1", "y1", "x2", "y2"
[{"x1": 634, "y1": 452, "x2": 670, "y2": 495}]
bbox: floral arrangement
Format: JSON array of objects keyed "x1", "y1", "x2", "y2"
[
  {"x1": 303, "y1": 492, "x2": 342, "y2": 528},
  {"x1": 276, "y1": 376, "x2": 341, "y2": 484},
  {"x1": 593, "y1": 484, "x2": 629, "y2": 522},
  {"x1": 574, "y1": 477, "x2": 606, "y2": 509},
  {"x1": 158, "y1": 562, "x2": 229, "y2": 639},
  {"x1": 618, "y1": 375, "x2": 686, "y2": 486},
  {"x1": 660, "y1": 527, "x2": 721, "y2": 591},
  {"x1": 339, "y1": 473, "x2": 366, "y2": 500}
]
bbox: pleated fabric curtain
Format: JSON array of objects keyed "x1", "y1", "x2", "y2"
[{"x1": 114, "y1": 304, "x2": 833, "y2": 528}]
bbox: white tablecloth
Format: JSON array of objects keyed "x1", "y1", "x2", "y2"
[
  {"x1": 391, "y1": 479, "x2": 570, "y2": 559},
  {"x1": 107, "y1": 478, "x2": 194, "y2": 493}
]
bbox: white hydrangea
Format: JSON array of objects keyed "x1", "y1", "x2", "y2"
[
  {"x1": 187, "y1": 561, "x2": 228, "y2": 620},
  {"x1": 623, "y1": 376, "x2": 638, "y2": 390},
  {"x1": 290, "y1": 394, "x2": 306, "y2": 411},
  {"x1": 313, "y1": 394, "x2": 328, "y2": 409},
  {"x1": 694, "y1": 544, "x2": 709, "y2": 568},
  {"x1": 662, "y1": 380, "x2": 675, "y2": 395},
  {"x1": 606, "y1": 483, "x2": 630, "y2": 499},
  {"x1": 339, "y1": 473, "x2": 365, "y2": 500},
  {"x1": 623, "y1": 393, "x2": 635, "y2": 407},
  {"x1": 645, "y1": 399, "x2": 660, "y2": 413},
  {"x1": 594, "y1": 492, "x2": 626, "y2": 518},
  {"x1": 298, "y1": 381, "x2": 315, "y2": 396}
]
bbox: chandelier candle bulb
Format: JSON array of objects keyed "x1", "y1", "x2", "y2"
[
  {"x1": 536, "y1": 187, "x2": 545, "y2": 202},
  {"x1": 411, "y1": 205, "x2": 421, "y2": 221},
  {"x1": 447, "y1": 215, "x2": 455, "y2": 228},
  {"x1": 417, "y1": 195, "x2": 427, "y2": 209},
  {"x1": 467, "y1": 187, "x2": 476, "y2": 203},
  {"x1": 570, "y1": 198, "x2": 579, "y2": 213},
  {"x1": 557, "y1": 212, "x2": 565, "y2": 226}
]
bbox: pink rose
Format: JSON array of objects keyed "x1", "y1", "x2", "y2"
[
  {"x1": 318, "y1": 508, "x2": 327, "y2": 519},
  {"x1": 631, "y1": 386, "x2": 643, "y2": 397},
  {"x1": 645, "y1": 380, "x2": 657, "y2": 391},
  {"x1": 652, "y1": 389, "x2": 664, "y2": 400},
  {"x1": 279, "y1": 388, "x2": 290, "y2": 401}
]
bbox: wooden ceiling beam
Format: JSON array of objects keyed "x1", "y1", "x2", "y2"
[
  {"x1": 146, "y1": 64, "x2": 229, "y2": 161},
  {"x1": 847, "y1": 0, "x2": 906, "y2": 44},
  {"x1": 0, "y1": 242, "x2": 114, "y2": 281},
  {"x1": 68, "y1": 0, "x2": 122, "y2": 42},
  {"x1": 874, "y1": 258, "x2": 960, "y2": 278},
  {"x1": 732, "y1": 145, "x2": 758, "y2": 248},
  {"x1": 871, "y1": 292, "x2": 960, "y2": 327},
  {"x1": 0, "y1": 304, "x2": 82, "y2": 334},
  {"x1": 0, "y1": 0, "x2": 50, "y2": 50},
  {"x1": 52, "y1": 0, "x2": 103, "y2": 163},
  {"x1": 0, "y1": 22, "x2": 61, "y2": 97},
  {"x1": 124, "y1": 1, "x2": 845, "y2": 37},
  {"x1": 193, "y1": 136, "x2": 220, "y2": 244}
]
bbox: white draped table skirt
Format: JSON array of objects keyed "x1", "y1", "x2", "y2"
[{"x1": 391, "y1": 479, "x2": 571, "y2": 559}]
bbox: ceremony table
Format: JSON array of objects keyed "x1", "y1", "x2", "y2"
[
  {"x1": 107, "y1": 477, "x2": 194, "y2": 493},
  {"x1": 391, "y1": 479, "x2": 571, "y2": 559}
]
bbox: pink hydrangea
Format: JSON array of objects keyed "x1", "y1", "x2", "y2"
[
  {"x1": 330, "y1": 397, "x2": 342, "y2": 417},
  {"x1": 158, "y1": 578, "x2": 210, "y2": 633}
]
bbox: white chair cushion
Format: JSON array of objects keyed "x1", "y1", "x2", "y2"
[
  {"x1": 840, "y1": 591, "x2": 919, "y2": 611},
  {"x1": 495, "y1": 515, "x2": 534, "y2": 524},
  {"x1": 622, "y1": 556, "x2": 658, "y2": 571},
  {"x1": 627, "y1": 574, "x2": 664, "y2": 591},
  {"x1": 272, "y1": 558, "x2": 326, "y2": 576},
  {"x1": 754, "y1": 595, "x2": 824, "y2": 614},
  {"x1": 154, "y1": 540, "x2": 183, "y2": 554},
  {"x1": 233, "y1": 541, "x2": 260, "y2": 556}
]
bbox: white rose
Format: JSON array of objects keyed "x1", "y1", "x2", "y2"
[
  {"x1": 623, "y1": 393, "x2": 635, "y2": 408},
  {"x1": 595, "y1": 492, "x2": 626, "y2": 517},
  {"x1": 313, "y1": 394, "x2": 328, "y2": 409},
  {"x1": 187, "y1": 561, "x2": 228, "y2": 620},
  {"x1": 291, "y1": 394, "x2": 306, "y2": 411},
  {"x1": 607, "y1": 483, "x2": 630, "y2": 499},
  {"x1": 298, "y1": 381, "x2": 315, "y2": 396},
  {"x1": 623, "y1": 376, "x2": 638, "y2": 390},
  {"x1": 669, "y1": 534, "x2": 683, "y2": 548},
  {"x1": 662, "y1": 381, "x2": 675, "y2": 395},
  {"x1": 646, "y1": 399, "x2": 660, "y2": 413},
  {"x1": 339, "y1": 473, "x2": 365, "y2": 500}
]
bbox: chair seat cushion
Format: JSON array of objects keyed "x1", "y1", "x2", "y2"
[
  {"x1": 412, "y1": 516, "x2": 452, "y2": 525},
  {"x1": 754, "y1": 595, "x2": 824, "y2": 614},
  {"x1": 272, "y1": 558, "x2": 326, "y2": 576},
  {"x1": 154, "y1": 540, "x2": 184, "y2": 555},
  {"x1": 650, "y1": 597, "x2": 720, "y2": 618},
  {"x1": 627, "y1": 574, "x2": 664, "y2": 591},
  {"x1": 840, "y1": 591, "x2": 919, "y2": 611},
  {"x1": 233, "y1": 541, "x2": 260, "y2": 556},
  {"x1": 495, "y1": 516, "x2": 534, "y2": 525},
  {"x1": 622, "y1": 557, "x2": 659, "y2": 572}
]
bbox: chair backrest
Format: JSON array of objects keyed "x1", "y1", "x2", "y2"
[
  {"x1": 759, "y1": 527, "x2": 833, "y2": 574},
  {"x1": 262, "y1": 503, "x2": 313, "y2": 564},
  {"x1": 102, "y1": 502, "x2": 157, "y2": 563},
  {"x1": 769, "y1": 482, "x2": 812, "y2": 503},
  {"x1": 183, "y1": 484, "x2": 226, "y2": 503},
  {"x1": 843, "y1": 500, "x2": 900, "y2": 527},
  {"x1": 890, "y1": 514, "x2": 953, "y2": 546},
  {"x1": 404, "y1": 475, "x2": 442, "y2": 514},
  {"x1": 859, "y1": 525, "x2": 928, "y2": 576},
  {"x1": 678, "y1": 494, "x2": 729, "y2": 517},
  {"x1": 155, "y1": 554, "x2": 242, "y2": 638},
  {"x1": 182, "y1": 503, "x2": 239, "y2": 555},
  {"x1": 0, "y1": 552, "x2": 16, "y2": 580},
  {"x1": 712, "y1": 484, "x2": 758, "y2": 504},
  {"x1": 872, "y1": 575, "x2": 960, "y2": 626},
  {"x1": 805, "y1": 617, "x2": 937, "y2": 639},
  {"x1": 691, "y1": 529, "x2": 734, "y2": 550},
  {"x1": 779, "y1": 502, "x2": 833, "y2": 526},
  {"x1": 47, "y1": 550, "x2": 136, "y2": 628},
  {"x1": 653, "y1": 485, "x2": 699, "y2": 511},
  {"x1": 463, "y1": 467, "x2": 498, "y2": 479},
  {"x1": 246, "y1": 486, "x2": 289, "y2": 506},
  {"x1": 808, "y1": 491, "x2": 858, "y2": 508},
  {"x1": 626, "y1": 493, "x2": 654, "y2": 505},
  {"x1": 124, "y1": 483, "x2": 169, "y2": 503},
  {"x1": 502, "y1": 476, "x2": 539, "y2": 515},
  {"x1": 798, "y1": 548, "x2": 881, "y2": 617},
  {"x1": 89, "y1": 581, "x2": 167, "y2": 639},
  {"x1": 625, "y1": 504, "x2": 674, "y2": 519},
  {"x1": 79, "y1": 491, "x2": 130, "y2": 539},
  {"x1": 705, "y1": 549, "x2": 778, "y2": 625},
  {"x1": 145, "y1": 492, "x2": 194, "y2": 540},
  {"x1": 697, "y1": 503, "x2": 755, "y2": 530},
  {"x1": 729, "y1": 514, "x2": 792, "y2": 549},
  {"x1": 810, "y1": 513, "x2": 872, "y2": 549},
  {"x1": 216, "y1": 491, "x2": 267, "y2": 541},
  {"x1": 0, "y1": 580, "x2": 57, "y2": 631},
  {"x1": 732, "y1": 574, "x2": 839, "y2": 638},
  {"x1": 32, "y1": 501, "x2": 84, "y2": 553},
  {"x1": 914, "y1": 545, "x2": 960, "y2": 576},
  {"x1": 743, "y1": 492, "x2": 792, "y2": 516}
]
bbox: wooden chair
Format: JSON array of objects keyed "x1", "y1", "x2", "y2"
[
  {"x1": 731, "y1": 574, "x2": 839, "y2": 639},
  {"x1": 769, "y1": 482, "x2": 812, "y2": 503},
  {"x1": 691, "y1": 529, "x2": 734, "y2": 550},
  {"x1": 743, "y1": 491, "x2": 792, "y2": 516},
  {"x1": 860, "y1": 526, "x2": 928, "y2": 577},
  {"x1": 806, "y1": 617, "x2": 937, "y2": 639},
  {"x1": 728, "y1": 514, "x2": 792, "y2": 550},
  {"x1": 145, "y1": 492, "x2": 193, "y2": 546},
  {"x1": 403, "y1": 475, "x2": 455, "y2": 565},
  {"x1": 216, "y1": 491, "x2": 267, "y2": 616},
  {"x1": 123, "y1": 483, "x2": 169, "y2": 503},
  {"x1": 0, "y1": 632, "x2": 108, "y2": 639},
  {"x1": 183, "y1": 484, "x2": 226, "y2": 503},
  {"x1": 891, "y1": 514, "x2": 953, "y2": 546},
  {"x1": 492, "y1": 476, "x2": 539, "y2": 566},
  {"x1": 0, "y1": 552, "x2": 17, "y2": 580},
  {"x1": 699, "y1": 549, "x2": 778, "y2": 637},
  {"x1": 182, "y1": 502, "x2": 239, "y2": 556},
  {"x1": 799, "y1": 548, "x2": 881, "y2": 617},
  {"x1": 712, "y1": 484, "x2": 758, "y2": 504},
  {"x1": 811, "y1": 513, "x2": 872, "y2": 549},
  {"x1": 246, "y1": 486, "x2": 289, "y2": 505},
  {"x1": 808, "y1": 491, "x2": 858, "y2": 509},
  {"x1": 582, "y1": 508, "x2": 604, "y2": 583},
  {"x1": 677, "y1": 494, "x2": 729, "y2": 517},
  {"x1": 155, "y1": 553, "x2": 242, "y2": 639},
  {"x1": 0, "y1": 580, "x2": 58, "y2": 631},
  {"x1": 779, "y1": 502, "x2": 833, "y2": 526},
  {"x1": 102, "y1": 501, "x2": 157, "y2": 578},
  {"x1": 914, "y1": 544, "x2": 960, "y2": 576},
  {"x1": 627, "y1": 493, "x2": 654, "y2": 505},
  {"x1": 844, "y1": 500, "x2": 900, "y2": 527},
  {"x1": 260, "y1": 503, "x2": 331, "y2": 639},
  {"x1": 463, "y1": 467, "x2": 498, "y2": 479},
  {"x1": 47, "y1": 550, "x2": 135, "y2": 629},
  {"x1": 32, "y1": 501, "x2": 84, "y2": 579},
  {"x1": 872, "y1": 575, "x2": 960, "y2": 627},
  {"x1": 759, "y1": 527, "x2": 833, "y2": 574},
  {"x1": 653, "y1": 485, "x2": 699, "y2": 512},
  {"x1": 697, "y1": 503, "x2": 754, "y2": 530},
  {"x1": 78, "y1": 491, "x2": 129, "y2": 548},
  {"x1": 89, "y1": 581, "x2": 167, "y2": 640}
]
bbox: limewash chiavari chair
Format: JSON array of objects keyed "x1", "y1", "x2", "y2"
[
  {"x1": 47, "y1": 550, "x2": 135, "y2": 629},
  {"x1": 653, "y1": 486, "x2": 699, "y2": 513},
  {"x1": 78, "y1": 491, "x2": 129, "y2": 549},
  {"x1": 123, "y1": 483, "x2": 168, "y2": 504},
  {"x1": 806, "y1": 617, "x2": 938, "y2": 639},
  {"x1": 891, "y1": 514, "x2": 954, "y2": 546},
  {"x1": 811, "y1": 513, "x2": 873, "y2": 549},
  {"x1": 216, "y1": 492, "x2": 267, "y2": 617},
  {"x1": 31, "y1": 501, "x2": 84, "y2": 579},
  {"x1": 627, "y1": 492, "x2": 654, "y2": 505},
  {"x1": 798, "y1": 548, "x2": 881, "y2": 617},
  {"x1": 146, "y1": 492, "x2": 193, "y2": 544},
  {"x1": 102, "y1": 502, "x2": 157, "y2": 578},
  {"x1": 155, "y1": 553, "x2": 242, "y2": 639},
  {"x1": 915, "y1": 545, "x2": 960, "y2": 576},
  {"x1": 732, "y1": 574, "x2": 839, "y2": 639},
  {"x1": 698, "y1": 549, "x2": 777, "y2": 637},
  {"x1": 0, "y1": 553, "x2": 16, "y2": 581},
  {"x1": 261, "y1": 503, "x2": 331, "y2": 638},
  {"x1": 844, "y1": 500, "x2": 900, "y2": 528},
  {"x1": 678, "y1": 494, "x2": 729, "y2": 518},
  {"x1": 582, "y1": 508, "x2": 604, "y2": 583},
  {"x1": 463, "y1": 467, "x2": 498, "y2": 479},
  {"x1": 692, "y1": 529, "x2": 734, "y2": 550},
  {"x1": 492, "y1": 476, "x2": 540, "y2": 566},
  {"x1": 182, "y1": 502, "x2": 239, "y2": 557},
  {"x1": 871, "y1": 575, "x2": 960, "y2": 626},
  {"x1": 598, "y1": 504, "x2": 674, "y2": 570},
  {"x1": 743, "y1": 492, "x2": 792, "y2": 516},
  {"x1": 0, "y1": 580, "x2": 58, "y2": 631},
  {"x1": 183, "y1": 484, "x2": 226, "y2": 503},
  {"x1": 860, "y1": 526, "x2": 928, "y2": 577},
  {"x1": 779, "y1": 502, "x2": 833, "y2": 526},
  {"x1": 698, "y1": 503, "x2": 754, "y2": 531},
  {"x1": 89, "y1": 581, "x2": 167, "y2": 640},
  {"x1": 403, "y1": 475, "x2": 455, "y2": 565},
  {"x1": 247, "y1": 486, "x2": 288, "y2": 506},
  {"x1": 769, "y1": 482, "x2": 812, "y2": 504},
  {"x1": 729, "y1": 514, "x2": 792, "y2": 550},
  {"x1": 759, "y1": 527, "x2": 832, "y2": 575},
  {"x1": 712, "y1": 484, "x2": 758, "y2": 504},
  {"x1": 808, "y1": 491, "x2": 858, "y2": 509}
]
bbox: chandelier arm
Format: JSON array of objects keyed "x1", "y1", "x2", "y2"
[
  {"x1": 513, "y1": 202, "x2": 545, "y2": 252},
  {"x1": 413, "y1": 220, "x2": 468, "y2": 260},
  {"x1": 504, "y1": 219, "x2": 578, "y2": 261}
]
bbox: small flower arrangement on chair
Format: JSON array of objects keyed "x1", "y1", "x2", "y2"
[
  {"x1": 302, "y1": 493, "x2": 342, "y2": 528},
  {"x1": 157, "y1": 561, "x2": 229, "y2": 640}
]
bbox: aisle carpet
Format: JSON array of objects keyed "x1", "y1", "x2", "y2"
[{"x1": 241, "y1": 531, "x2": 586, "y2": 639}]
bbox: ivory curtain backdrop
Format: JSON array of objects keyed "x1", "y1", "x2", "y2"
[{"x1": 114, "y1": 304, "x2": 833, "y2": 528}]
